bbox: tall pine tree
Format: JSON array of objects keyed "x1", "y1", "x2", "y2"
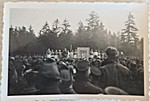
[
  {"x1": 121, "y1": 12, "x2": 139, "y2": 46},
  {"x1": 86, "y1": 11, "x2": 100, "y2": 31}
]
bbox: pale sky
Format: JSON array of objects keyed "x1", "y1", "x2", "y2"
[{"x1": 10, "y1": 2, "x2": 147, "y2": 38}]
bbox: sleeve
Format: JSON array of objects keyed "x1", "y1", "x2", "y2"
[{"x1": 98, "y1": 67, "x2": 108, "y2": 89}]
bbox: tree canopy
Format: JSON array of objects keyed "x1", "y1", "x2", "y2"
[{"x1": 9, "y1": 11, "x2": 143, "y2": 57}]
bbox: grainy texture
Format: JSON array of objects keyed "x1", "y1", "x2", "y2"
[
  {"x1": 0, "y1": 1, "x2": 149, "y2": 101},
  {"x1": 0, "y1": 0, "x2": 146, "y2": 79}
]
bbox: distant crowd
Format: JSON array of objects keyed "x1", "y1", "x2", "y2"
[{"x1": 8, "y1": 46, "x2": 144, "y2": 96}]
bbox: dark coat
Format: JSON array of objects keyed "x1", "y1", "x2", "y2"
[
  {"x1": 73, "y1": 78, "x2": 103, "y2": 94},
  {"x1": 99, "y1": 62, "x2": 132, "y2": 93},
  {"x1": 8, "y1": 61, "x2": 18, "y2": 95},
  {"x1": 58, "y1": 61, "x2": 76, "y2": 94},
  {"x1": 36, "y1": 61, "x2": 61, "y2": 94},
  {"x1": 13, "y1": 58, "x2": 24, "y2": 77},
  {"x1": 36, "y1": 75, "x2": 61, "y2": 94}
]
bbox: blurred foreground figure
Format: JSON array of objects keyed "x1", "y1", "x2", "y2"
[
  {"x1": 23, "y1": 70, "x2": 39, "y2": 94},
  {"x1": 8, "y1": 47, "x2": 144, "y2": 95},
  {"x1": 36, "y1": 58, "x2": 61, "y2": 94},
  {"x1": 104, "y1": 86, "x2": 128, "y2": 95},
  {"x1": 8, "y1": 57, "x2": 18, "y2": 95},
  {"x1": 73, "y1": 60, "x2": 103, "y2": 94},
  {"x1": 99, "y1": 46, "x2": 132, "y2": 94},
  {"x1": 59, "y1": 49, "x2": 76, "y2": 94},
  {"x1": 59, "y1": 62, "x2": 76, "y2": 94}
]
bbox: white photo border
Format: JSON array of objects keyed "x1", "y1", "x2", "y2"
[{"x1": 2, "y1": 2, "x2": 149, "y2": 101}]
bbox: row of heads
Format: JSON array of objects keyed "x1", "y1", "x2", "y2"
[
  {"x1": 61, "y1": 46, "x2": 119, "y2": 58},
  {"x1": 45, "y1": 57, "x2": 101, "y2": 76}
]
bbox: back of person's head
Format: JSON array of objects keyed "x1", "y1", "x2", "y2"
[
  {"x1": 62, "y1": 50, "x2": 68, "y2": 58},
  {"x1": 129, "y1": 61, "x2": 137, "y2": 71},
  {"x1": 10, "y1": 57, "x2": 15, "y2": 62},
  {"x1": 75, "y1": 60, "x2": 91, "y2": 79},
  {"x1": 76, "y1": 59, "x2": 90, "y2": 71},
  {"x1": 24, "y1": 70, "x2": 39, "y2": 86},
  {"x1": 105, "y1": 46, "x2": 119, "y2": 58},
  {"x1": 39, "y1": 58, "x2": 61, "y2": 80}
]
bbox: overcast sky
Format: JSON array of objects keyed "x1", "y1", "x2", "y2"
[{"x1": 10, "y1": 2, "x2": 147, "y2": 37}]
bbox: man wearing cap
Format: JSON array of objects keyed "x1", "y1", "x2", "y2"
[
  {"x1": 73, "y1": 60, "x2": 103, "y2": 94},
  {"x1": 36, "y1": 58, "x2": 61, "y2": 94},
  {"x1": 99, "y1": 46, "x2": 132, "y2": 94}
]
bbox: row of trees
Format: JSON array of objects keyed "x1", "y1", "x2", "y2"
[{"x1": 9, "y1": 11, "x2": 143, "y2": 57}]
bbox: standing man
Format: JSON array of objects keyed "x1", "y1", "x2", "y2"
[
  {"x1": 99, "y1": 46, "x2": 132, "y2": 94},
  {"x1": 36, "y1": 57, "x2": 61, "y2": 94},
  {"x1": 73, "y1": 60, "x2": 103, "y2": 94}
]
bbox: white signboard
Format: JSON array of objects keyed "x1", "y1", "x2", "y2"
[{"x1": 77, "y1": 47, "x2": 90, "y2": 59}]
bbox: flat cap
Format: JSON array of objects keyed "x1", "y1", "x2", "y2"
[{"x1": 76, "y1": 60, "x2": 90, "y2": 71}]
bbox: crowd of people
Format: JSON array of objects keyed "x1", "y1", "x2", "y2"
[{"x1": 8, "y1": 46, "x2": 144, "y2": 96}]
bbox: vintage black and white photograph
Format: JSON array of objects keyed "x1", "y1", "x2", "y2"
[{"x1": 3, "y1": 2, "x2": 148, "y2": 99}]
